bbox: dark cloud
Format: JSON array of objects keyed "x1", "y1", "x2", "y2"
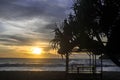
[
  {"x1": 0, "y1": 34, "x2": 32, "y2": 46},
  {"x1": 0, "y1": 0, "x2": 71, "y2": 39},
  {"x1": 44, "y1": 23, "x2": 57, "y2": 30},
  {"x1": 0, "y1": 33, "x2": 51, "y2": 46},
  {"x1": 0, "y1": 0, "x2": 70, "y2": 20}
]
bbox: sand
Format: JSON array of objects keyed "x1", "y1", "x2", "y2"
[
  {"x1": 0, "y1": 71, "x2": 120, "y2": 80},
  {"x1": 0, "y1": 71, "x2": 66, "y2": 80}
]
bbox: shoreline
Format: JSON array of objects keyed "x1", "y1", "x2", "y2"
[
  {"x1": 0, "y1": 71, "x2": 66, "y2": 80},
  {"x1": 0, "y1": 71, "x2": 120, "y2": 80}
]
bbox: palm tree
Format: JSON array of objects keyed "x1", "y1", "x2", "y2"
[{"x1": 51, "y1": 0, "x2": 120, "y2": 67}]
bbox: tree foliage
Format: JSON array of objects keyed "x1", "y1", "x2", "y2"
[{"x1": 51, "y1": 0, "x2": 120, "y2": 66}]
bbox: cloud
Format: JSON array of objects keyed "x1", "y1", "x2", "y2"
[
  {"x1": 0, "y1": 0, "x2": 72, "y2": 20},
  {"x1": 0, "y1": 34, "x2": 31, "y2": 46},
  {"x1": 0, "y1": 0, "x2": 73, "y2": 57},
  {"x1": 0, "y1": 22, "x2": 6, "y2": 33}
]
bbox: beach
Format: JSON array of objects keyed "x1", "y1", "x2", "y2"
[
  {"x1": 0, "y1": 58, "x2": 120, "y2": 80},
  {"x1": 0, "y1": 71, "x2": 66, "y2": 80},
  {"x1": 0, "y1": 71, "x2": 120, "y2": 80}
]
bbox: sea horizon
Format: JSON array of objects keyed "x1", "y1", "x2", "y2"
[{"x1": 0, "y1": 58, "x2": 120, "y2": 71}]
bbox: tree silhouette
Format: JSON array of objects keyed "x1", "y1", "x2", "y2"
[{"x1": 51, "y1": 0, "x2": 120, "y2": 66}]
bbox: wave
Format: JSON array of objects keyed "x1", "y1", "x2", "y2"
[
  {"x1": 0, "y1": 63, "x2": 65, "y2": 67},
  {"x1": 0, "y1": 58, "x2": 120, "y2": 71}
]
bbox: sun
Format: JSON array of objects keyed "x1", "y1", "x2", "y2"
[{"x1": 32, "y1": 47, "x2": 42, "y2": 55}]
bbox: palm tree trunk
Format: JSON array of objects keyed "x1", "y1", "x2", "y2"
[{"x1": 66, "y1": 53, "x2": 69, "y2": 73}]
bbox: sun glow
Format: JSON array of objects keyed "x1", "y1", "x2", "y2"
[{"x1": 32, "y1": 47, "x2": 42, "y2": 55}]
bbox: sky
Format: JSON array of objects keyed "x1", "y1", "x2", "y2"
[{"x1": 0, "y1": 0, "x2": 75, "y2": 58}]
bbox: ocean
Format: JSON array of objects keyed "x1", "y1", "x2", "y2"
[{"x1": 0, "y1": 58, "x2": 120, "y2": 71}]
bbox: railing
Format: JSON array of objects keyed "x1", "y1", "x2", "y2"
[
  {"x1": 77, "y1": 66, "x2": 95, "y2": 73},
  {"x1": 69, "y1": 64, "x2": 97, "y2": 73},
  {"x1": 68, "y1": 64, "x2": 102, "y2": 80}
]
